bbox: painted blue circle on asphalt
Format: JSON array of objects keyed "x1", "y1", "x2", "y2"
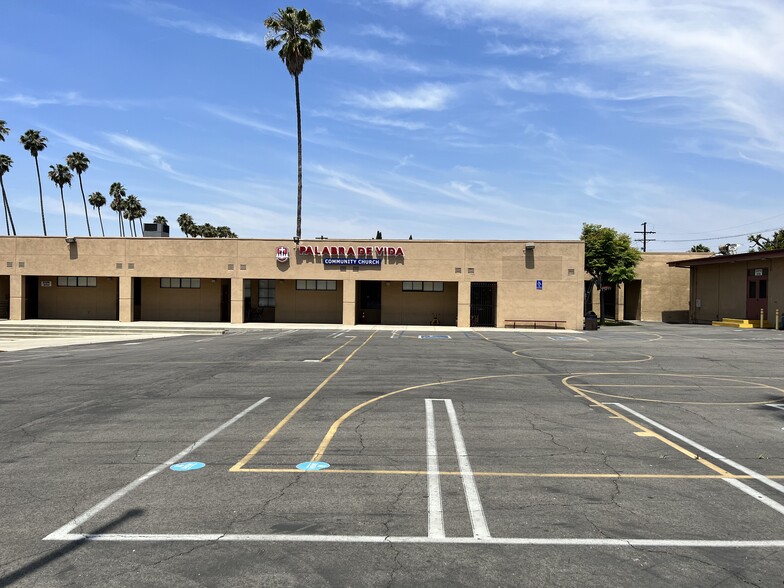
[
  {"x1": 296, "y1": 461, "x2": 330, "y2": 471},
  {"x1": 170, "y1": 461, "x2": 206, "y2": 471}
]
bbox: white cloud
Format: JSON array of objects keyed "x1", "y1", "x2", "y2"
[
  {"x1": 359, "y1": 24, "x2": 411, "y2": 45},
  {"x1": 486, "y1": 41, "x2": 560, "y2": 58},
  {"x1": 315, "y1": 166, "x2": 414, "y2": 210},
  {"x1": 151, "y1": 17, "x2": 264, "y2": 46},
  {"x1": 105, "y1": 133, "x2": 174, "y2": 173},
  {"x1": 348, "y1": 83, "x2": 455, "y2": 111},
  {"x1": 202, "y1": 106, "x2": 295, "y2": 139},
  {"x1": 0, "y1": 91, "x2": 128, "y2": 109},
  {"x1": 389, "y1": 0, "x2": 784, "y2": 168},
  {"x1": 323, "y1": 45, "x2": 425, "y2": 73}
]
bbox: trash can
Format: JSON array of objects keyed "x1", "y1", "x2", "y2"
[{"x1": 584, "y1": 314, "x2": 599, "y2": 331}]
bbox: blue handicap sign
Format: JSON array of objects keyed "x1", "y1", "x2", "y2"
[
  {"x1": 170, "y1": 461, "x2": 206, "y2": 471},
  {"x1": 536, "y1": 280, "x2": 543, "y2": 290},
  {"x1": 418, "y1": 335, "x2": 451, "y2": 339},
  {"x1": 296, "y1": 461, "x2": 330, "y2": 471}
]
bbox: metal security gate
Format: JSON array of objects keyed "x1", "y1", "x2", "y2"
[{"x1": 470, "y1": 282, "x2": 496, "y2": 327}]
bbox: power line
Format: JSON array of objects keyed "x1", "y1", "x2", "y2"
[{"x1": 656, "y1": 226, "x2": 781, "y2": 243}]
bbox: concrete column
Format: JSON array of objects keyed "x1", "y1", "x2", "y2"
[
  {"x1": 231, "y1": 278, "x2": 244, "y2": 324},
  {"x1": 119, "y1": 275, "x2": 132, "y2": 322},
  {"x1": 457, "y1": 280, "x2": 471, "y2": 327},
  {"x1": 10, "y1": 275, "x2": 25, "y2": 320},
  {"x1": 342, "y1": 278, "x2": 356, "y2": 326}
]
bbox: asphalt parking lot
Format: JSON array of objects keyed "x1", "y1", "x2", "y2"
[{"x1": 2, "y1": 323, "x2": 784, "y2": 586}]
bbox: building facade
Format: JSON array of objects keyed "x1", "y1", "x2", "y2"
[
  {"x1": 0, "y1": 237, "x2": 586, "y2": 329},
  {"x1": 669, "y1": 250, "x2": 784, "y2": 325}
]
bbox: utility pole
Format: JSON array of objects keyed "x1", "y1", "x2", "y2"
[{"x1": 634, "y1": 222, "x2": 656, "y2": 252}]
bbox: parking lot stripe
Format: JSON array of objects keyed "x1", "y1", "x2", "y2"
[
  {"x1": 49, "y1": 533, "x2": 784, "y2": 547},
  {"x1": 320, "y1": 336, "x2": 357, "y2": 362},
  {"x1": 612, "y1": 403, "x2": 784, "y2": 497},
  {"x1": 444, "y1": 399, "x2": 491, "y2": 540},
  {"x1": 44, "y1": 396, "x2": 270, "y2": 541},
  {"x1": 724, "y1": 478, "x2": 784, "y2": 516},
  {"x1": 231, "y1": 333, "x2": 375, "y2": 471},
  {"x1": 425, "y1": 399, "x2": 445, "y2": 538}
]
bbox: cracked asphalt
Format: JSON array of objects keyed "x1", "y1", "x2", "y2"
[{"x1": 1, "y1": 323, "x2": 784, "y2": 586}]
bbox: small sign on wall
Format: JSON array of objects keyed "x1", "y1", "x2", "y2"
[
  {"x1": 536, "y1": 280, "x2": 543, "y2": 290},
  {"x1": 41, "y1": 280, "x2": 52, "y2": 288}
]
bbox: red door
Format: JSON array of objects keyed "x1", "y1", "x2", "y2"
[{"x1": 746, "y1": 274, "x2": 767, "y2": 320}]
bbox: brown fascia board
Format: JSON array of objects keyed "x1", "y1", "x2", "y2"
[{"x1": 668, "y1": 248, "x2": 784, "y2": 268}]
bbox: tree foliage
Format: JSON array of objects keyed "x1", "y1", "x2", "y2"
[
  {"x1": 748, "y1": 229, "x2": 784, "y2": 252},
  {"x1": 690, "y1": 244, "x2": 711, "y2": 252},
  {"x1": 581, "y1": 223, "x2": 642, "y2": 284}
]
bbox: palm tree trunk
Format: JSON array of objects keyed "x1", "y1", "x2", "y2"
[
  {"x1": 2, "y1": 180, "x2": 15, "y2": 236},
  {"x1": 118, "y1": 212, "x2": 123, "y2": 236},
  {"x1": 34, "y1": 156, "x2": 47, "y2": 236},
  {"x1": 97, "y1": 207, "x2": 105, "y2": 236},
  {"x1": 78, "y1": 174, "x2": 91, "y2": 236},
  {"x1": 60, "y1": 187, "x2": 68, "y2": 236},
  {"x1": 295, "y1": 73, "x2": 303, "y2": 241}
]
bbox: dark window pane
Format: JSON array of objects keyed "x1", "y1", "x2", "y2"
[
  {"x1": 748, "y1": 281, "x2": 756, "y2": 298},
  {"x1": 759, "y1": 279, "x2": 767, "y2": 299}
]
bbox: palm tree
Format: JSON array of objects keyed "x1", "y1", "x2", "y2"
[
  {"x1": 88, "y1": 191, "x2": 107, "y2": 236},
  {"x1": 66, "y1": 152, "x2": 92, "y2": 236},
  {"x1": 123, "y1": 195, "x2": 138, "y2": 236},
  {"x1": 177, "y1": 213, "x2": 194, "y2": 237},
  {"x1": 19, "y1": 130, "x2": 48, "y2": 235},
  {"x1": 153, "y1": 215, "x2": 168, "y2": 225},
  {"x1": 109, "y1": 182, "x2": 126, "y2": 236},
  {"x1": 0, "y1": 154, "x2": 16, "y2": 236},
  {"x1": 264, "y1": 7, "x2": 324, "y2": 241},
  {"x1": 48, "y1": 164, "x2": 73, "y2": 236},
  {"x1": 0, "y1": 120, "x2": 8, "y2": 142}
]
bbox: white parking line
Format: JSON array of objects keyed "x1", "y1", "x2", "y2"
[
  {"x1": 48, "y1": 533, "x2": 784, "y2": 547},
  {"x1": 260, "y1": 330, "x2": 299, "y2": 340},
  {"x1": 425, "y1": 400, "x2": 445, "y2": 538},
  {"x1": 443, "y1": 399, "x2": 491, "y2": 539},
  {"x1": 611, "y1": 402, "x2": 784, "y2": 496},
  {"x1": 45, "y1": 397, "x2": 270, "y2": 541}
]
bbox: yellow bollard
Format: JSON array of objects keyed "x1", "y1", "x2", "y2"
[{"x1": 760, "y1": 308, "x2": 764, "y2": 328}]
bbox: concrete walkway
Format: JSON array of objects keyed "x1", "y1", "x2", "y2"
[{"x1": 0, "y1": 319, "x2": 579, "y2": 352}]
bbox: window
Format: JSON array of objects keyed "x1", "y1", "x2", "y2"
[
  {"x1": 160, "y1": 278, "x2": 201, "y2": 289},
  {"x1": 57, "y1": 276, "x2": 97, "y2": 287},
  {"x1": 402, "y1": 281, "x2": 444, "y2": 292},
  {"x1": 296, "y1": 280, "x2": 337, "y2": 291},
  {"x1": 258, "y1": 279, "x2": 276, "y2": 307}
]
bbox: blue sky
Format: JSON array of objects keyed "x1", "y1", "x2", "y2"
[{"x1": 1, "y1": 0, "x2": 783, "y2": 251}]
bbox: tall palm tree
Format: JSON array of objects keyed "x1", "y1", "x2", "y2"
[
  {"x1": 177, "y1": 213, "x2": 194, "y2": 238},
  {"x1": 109, "y1": 182, "x2": 126, "y2": 236},
  {"x1": 19, "y1": 130, "x2": 48, "y2": 235},
  {"x1": 88, "y1": 191, "x2": 106, "y2": 236},
  {"x1": 0, "y1": 154, "x2": 16, "y2": 236},
  {"x1": 124, "y1": 195, "x2": 142, "y2": 237},
  {"x1": 0, "y1": 120, "x2": 8, "y2": 142},
  {"x1": 152, "y1": 215, "x2": 168, "y2": 225},
  {"x1": 66, "y1": 152, "x2": 92, "y2": 236},
  {"x1": 264, "y1": 7, "x2": 324, "y2": 241},
  {"x1": 48, "y1": 164, "x2": 73, "y2": 236}
]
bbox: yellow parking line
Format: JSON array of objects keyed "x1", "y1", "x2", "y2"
[
  {"x1": 232, "y1": 467, "x2": 784, "y2": 479},
  {"x1": 562, "y1": 376, "x2": 734, "y2": 477},
  {"x1": 230, "y1": 333, "x2": 375, "y2": 472},
  {"x1": 320, "y1": 336, "x2": 357, "y2": 362}
]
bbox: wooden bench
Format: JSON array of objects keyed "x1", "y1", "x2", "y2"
[{"x1": 504, "y1": 319, "x2": 566, "y2": 329}]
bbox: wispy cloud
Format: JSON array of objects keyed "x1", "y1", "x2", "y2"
[
  {"x1": 359, "y1": 24, "x2": 411, "y2": 45},
  {"x1": 314, "y1": 166, "x2": 414, "y2": 211},
  {"x1": 151, "y1": 17, "x2": 263, "y2": 46},
  {"x1": 323, "y1": 45, "x2": 425, "y2": 73},
  {"x1": 202, "y1": 106, "x2": 294, "y2": 139},
  {"x1": 347, "y1": 83, "x2": 455, "y2": 111},
  {"x1": 393, "y1": 0, "x2": 784, "y2": 169},
  {"x1": 486, "y1": 41, "x2": 560, "y2": 58},
  {"x1": 1, "y1": 91, "x2": 129, "y2": 109},
  {"x1": 105, "y1": 133, "x2": 175, "y2": 173}
]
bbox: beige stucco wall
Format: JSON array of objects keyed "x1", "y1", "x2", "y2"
[
  {"x1": 139, "y1": 277, "x2": 223, "y2": 322},
  {"x1": 36, "y1": 275, "x2": 118, "y2": 320},
  {"x1": 585, "y1": 251, "x2": 711, "y2": 323},
  {"x1": 379, "y1": 281, "x2": 458, "y2": 326},
  {"x1": 636, "y1": 253, "x2": 704, "y2": 322},
  {"x1": 0, "y1": 236, "x2": 585, "y2": 328},
  {"x1": 276, "y1": 280, "x2": 343, "y2": 324},
  {"x1": 691, "y1": 258, "x2": 783, "y2": 323},
  {"x1": 0, "y1": 274, "x2": 9, "y2": 319}
]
